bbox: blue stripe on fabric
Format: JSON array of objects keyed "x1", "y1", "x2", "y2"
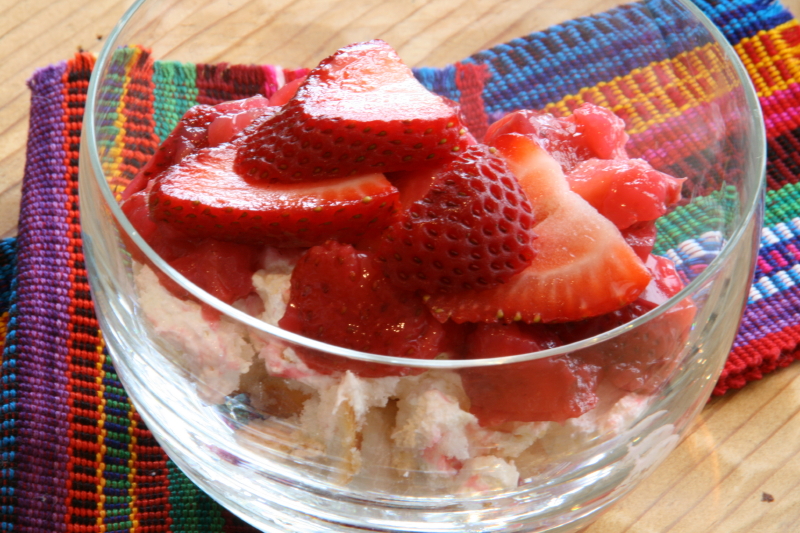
[{"x1": 419, "y1": 0, "x2": 793, "y2": 113}]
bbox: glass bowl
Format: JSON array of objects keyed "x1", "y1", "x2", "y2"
[{"x1": 78, "y1": 0, "x2": 765, "y2": 531}]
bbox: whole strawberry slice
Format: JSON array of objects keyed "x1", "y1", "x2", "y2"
[
  {"x1": 458, "y1": 322, "x2": 600, "y2": 426},
  {"x1": 278, "y1": 241, "x2": 447, "y2": 378},
  {"x1": 374, "y1": 144, "x2": 536, "y2": 295},
  {"x1": 234, "y1": 40, "x2": 468, "y2": 183},
  {"x1": 150, "y1": 144, "x2": 399, "y2": 247},
  {"x1": 426, "y1": 134, "x2": 651, "y2": 323}
]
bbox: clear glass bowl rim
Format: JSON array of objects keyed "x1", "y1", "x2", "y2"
[{"x1": 81, "y1": 0, "x2": 767, "y2": 370}]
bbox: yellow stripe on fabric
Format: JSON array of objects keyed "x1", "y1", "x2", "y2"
[
  {"x1": 99, "y1": 47, "x2": 145, "y2": 195},
  {"x1": 96, "y1": 338, "x2": 107, "y2": 531},
  {"x1": 734, "y1": 19, "x2": 800, "y2": 98},
  {"x1": 543, "y1": 42, "x2": 738, "y2": 135}
]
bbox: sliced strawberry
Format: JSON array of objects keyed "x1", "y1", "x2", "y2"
[
  {"x1": 122, "y1": 104, "x2": 221, "y2": 200},
  {"x1": 123, "y1": 98, "x2": 276, "y2": 200},
  {"x1": 484, "y1": 110, "x2": 590, "y2": 174},
  {"x1": 483, "y1": 103, "x2": 628, "y2": 174},
  {"x1": 278, "y1": 241, "x2": 447, "y2": 377},
  {"x1": 459, "y1": 323, "x2": 600, "y2": 426},
  {"x1": 234, "y1": 40, "x2": 468, "y2": 183},
  {"x1": 555, "y1": 254, "x2": 696, "y2": 393},
  {"x1": 566, "y1": 158, "x2": 685, "y2": 230},
  {"x1": 426, "y1": 134, "x2": 651, "y2": 324},
  {"x1": 120, "y1": 179, "x2": 203, "y2": 261},
  {"x1": 149, "y1": 144, "x2": 399, "y2": 247},
  {"x1": 374, "y1": 145, "x2": 536, "y2": 295}
]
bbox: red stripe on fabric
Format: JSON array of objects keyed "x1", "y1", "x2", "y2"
[
  {"x1": 62, "y1": 52, "x2": 103, "y2": 533},
  {"x1": 761, "y1": 83, "x2": 800, "y2": 143},
  {"x1": 196, "y1": 63, "x2": 267, "y2": 105},
  {"x1": 116, "y1": 54, "x2": 175, "y2": 532},
  {"x1": 114, "y1": 49, "x2": 159, "y2": 195},
  {"x1": 715, "y1": 324, "x2": 800, "y2": 395},
  {"x1": 131, "y1": 411, "x2": 173, "y2": 533},
  {"x1": 455, "y1": 62, "x2": 491, "y2": 141}
]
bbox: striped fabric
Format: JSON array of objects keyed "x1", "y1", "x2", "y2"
[{"x1": 1, "y1": 0, "x2": 798, "y2": 530}]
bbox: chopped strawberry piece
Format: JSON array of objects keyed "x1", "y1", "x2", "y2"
[
  {"x1": 566, "y1": 158, "x2": 685, "y2": 230},
  {"x1": 161, "y1": 239, "x2": 261, "y2": 305},
  {"x1": 278, "y1": 241, "x2": 447, "y2": 377},
  {"x1": 426, "y1": 135, "x2": 651, "y2": 324},
  {"x1": 565, "y1": 103, "x2": 629, "y2": 160},
  {"x1": 120, "y1": 187, "x2": 199, "y2": 262},
  {"x1": 555, "y1": 254, "x2": 696, "y2": 393},
  {"x1": 234, "y1": 40, "x2": 468, "y2": 183},
  {"x1": 149, "y1": 144, "x2": 399, "y2": 247},
  {"x1": 484, "y1": 110, "x2": 590, "y2": 174},
  {"x1": 621, "y1": 221, "x2": 658, "y2": 262},
  {"x1": 374, "y1": 145, "x2": 536, "y2": 294},
  {"x1": 483, "y1": 103, "x2": 629, "y2": 174},
  {"x1": 120, "y1": 186, "x2": 260, "y2": 306},
  {"x1": 459, "y1": 323, "x2": 600, "y2": 426},
  {"x1": 267, "y1": 76, "x2": 307, "y2": 107},
  {"x1": 207, "y1": 96, "x2": 276, "y2": 146}
]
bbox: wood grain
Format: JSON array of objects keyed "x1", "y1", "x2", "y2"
[{"x1": 1, "y1": 0, "x2": 799, "y2": 531}]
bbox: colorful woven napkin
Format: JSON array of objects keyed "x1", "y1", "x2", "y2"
[{"x1": 2, "y1": 0, "x2": 799, "y2": 530}]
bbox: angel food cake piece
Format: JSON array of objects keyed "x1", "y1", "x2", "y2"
[{"x1": 120, "y1": 40, "x2": 695, "y2": 491}]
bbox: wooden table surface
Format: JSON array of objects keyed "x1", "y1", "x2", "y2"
[{"x1": 2, "y1": 0, "x2": 800, "y2": 531}]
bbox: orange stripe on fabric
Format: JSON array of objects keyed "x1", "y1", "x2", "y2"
[
  {"x1": 543, "y1": 42, "x2": 737, "y2": 136},
  {"x1": 734, "y1": 19, "x2": 800, "y2": 98}
]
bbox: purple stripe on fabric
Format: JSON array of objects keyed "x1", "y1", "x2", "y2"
[
  {"x1": 14, "y1": 63, "x2": 72, "y2": 532},
  {"x1": 732, "y1": 284, "x2": 800, "y2": 349},
  {"x1": 760, "y1": 83, "x2": 800, "y2": 138},
  {"x1": 626, "y1": 93, "x2": 746, "y2": 169}
]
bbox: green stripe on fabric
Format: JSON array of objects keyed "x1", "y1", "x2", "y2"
[
  {"x1": 653, "y1": 186, "x2": 741, "y2": 255},
  {"x1": 152, "y1": 67, "x2": 228, "y2": 532},
  {"x1": 101, "y1": 362, "x2": 135, "y2": 532},
  {"x1": 167, "y1": 460, "x2": 227, "y2": 532},
  {"x1": 764, "y1": 182, "x2": 800, "y2": 226},
  {"x1": 96, "y1": 47, "x2": 139, "y2": 172},
  {"x1": 153, "y1": 61, "x2": 200, "y2": 143}
]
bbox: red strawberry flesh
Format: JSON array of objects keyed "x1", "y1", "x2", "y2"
[
  {"x1": 150, "y1": 144, "x2": 399, "y2": 247},
  {"x1": 278, "y1": 241, "x2": 447, "y2": 377},
  {"x1": 123, "y1": 98, "x2": 276, "y2": 200},
  {"x1": 554, "y1": 254, "x2": 696, "y2": 393},
  {"x1": 234, "y1": 40, "x2": 468, "y2": 183},
  {"x1": 459, "y1": 323, "x2": 600, "y2": 425},
  {"x1": 483, "y1": 103, "x2": 629, "y2": 174},
  {"x1": 567, "y1": 158, "x2": 685, "y2": 230}
]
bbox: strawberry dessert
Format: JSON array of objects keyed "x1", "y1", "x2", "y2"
[{"x1": 122, "y1": 40, "x2": 693, "y2": 492}]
